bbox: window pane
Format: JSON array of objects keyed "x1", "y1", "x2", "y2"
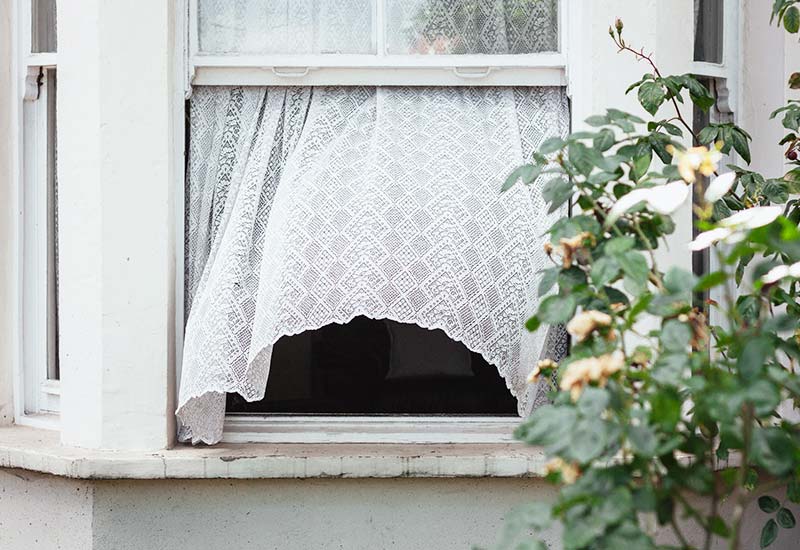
[
  {"x1": 31, "y1": 0, "x2": 57, "y2": 53},
  {"x1": 385, "y1": 0, "x2": 559, "y2": 54},
  {"x1": 694, "y1": 0, "x2": 723, "y2": 63},
  {"x1": 46, "y1": 69, "x2": 59, "y2": 380},
  {"x1": 198, "y1": 0, "x2": 375, "y2": 54}
]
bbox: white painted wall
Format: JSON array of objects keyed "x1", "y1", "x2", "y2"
[
  {"x1": 0, "y1": 0, "x2": 16, "y2": 426},
  {"x1": 56, "y1": 0, "x2": 178, "y2": 450},
  {"x1": 0, "y1": 469, "x2": 93, "y2": 550}
]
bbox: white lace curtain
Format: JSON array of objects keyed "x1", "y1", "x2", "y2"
[
  {"x1": 197, "y1": 0, "x2": 559, "y2": 54},
  {"x1": 179, "y1": 85, "x2": 569, "y2": 444}
]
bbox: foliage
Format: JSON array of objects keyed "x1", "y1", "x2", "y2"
[{"x1": 494, "y1": 12, "x2": 800, "y2": 550}]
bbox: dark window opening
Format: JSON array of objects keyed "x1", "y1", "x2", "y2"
[
  {"x1": 694, "y1": 0, "x2": 723, "y2": 64},
  {"x1": 226, "y1": 317, "x2": 519, "y2": 415}
]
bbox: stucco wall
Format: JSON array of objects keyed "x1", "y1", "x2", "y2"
[
  {"x1": 0, "y1": 0, "x2": 16, "y2": 426},
  {"x1": 1, "y1": 471, "x2": 797, "y2": 550},
  {"x1": 0, "y1": 469, "x2": 93, "y2": 550}
]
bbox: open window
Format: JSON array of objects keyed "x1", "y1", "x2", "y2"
[{"x1": 179, "y1": 0, "x2": 572, "y2": 445}]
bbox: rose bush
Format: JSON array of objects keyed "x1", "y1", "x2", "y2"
[{"x1": 492, "y1": 7, "x2": 800, "y2": 550}]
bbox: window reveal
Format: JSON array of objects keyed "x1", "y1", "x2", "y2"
[{"x1": 179, "y1": 85, "x2": 570, "y2": 444}]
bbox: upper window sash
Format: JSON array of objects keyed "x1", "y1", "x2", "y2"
[{"x1": 188, "y1": 0, "x2": 568, "y2": 87}]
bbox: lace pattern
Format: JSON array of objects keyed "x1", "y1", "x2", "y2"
[{"x1": 180, "y1": 85, "x2": 569, "y2": 444}]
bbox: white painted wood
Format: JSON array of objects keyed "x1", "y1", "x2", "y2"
[
  {"x1": 18, "y1": 0, "x2": 60, "y2": 419},
  {"x1": 222, "y1": 415, "x2": 520, "y2": 444},
  {"x1": 0, "y1": 425, "x2": 545, "y2": 479},
  {"x1": 193, "y1": 65, "x2": 566, "y2": 87}
]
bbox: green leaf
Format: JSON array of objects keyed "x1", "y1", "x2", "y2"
[
  {"x1": 585, "y1": 115, "x2": 609, "y2": 127},
  {"x1": 752, "y1": 428, "x2": 795, "y2": 477},
  {"x1": 591, "y1": 256, "x2": 621, "y2": 287},
  {"x1": 661, "y1": 320, "x2": 691, "y2": 352},
  {"x1": 538, "y1": 294, "x2": 577, "y2": 324},
  {"x1": 605, "y1": 236, "x2": 636, "y2": 255},
  {"x1": 525, "y1": 315, "x2": 541, "y2": 332},
  {"x1": 638, "y1": 81, "x2": 666, "y2": 116},
  {"x1": 737, "y1": 337, "x2": 774, "y2": 381},
  {"x1": 594, "y1": 128, "x2": 616, "y2": 152},
  {"x1": 514, "y1": 405, "x2": 578, "y2": 447},
  {"x1": 568, "y1": 417, "x2": 608, "y2": 463},
  {"x1": 761, "y1": 518, "x2": 778, "y2": 548},
  {"x1": 730, "y1": 128, "x2": 752, "y2": 164},
  {"x1": 502, "y1": 164, "x2": 543, "y2": 192},
  {"x1": 697, "y1": 125, "x2": 719, "y2": 144},
  {"x1": 629, "y1": 424, "x2": 659, "y2": 457},
  {"x1": 788, "y1": 479, "x2": 800, "y2": 503},
  {"x1": 597, "y1": 488, "x2": 634, "y2": 526},
  {"x1": 785, "y1": 6, "x2": 800, "y2": 33},
  {"x1": 541, "y1": 177, "x2": 574, "y2": 213},
  {"x1": 777, "y1": 507, "x2": 796, "y2": 529},
  {"x1": 695, "y1": 271, "x2": 727, "y2": 291},
  {"x1": 746, "y1": 379, "x2": 782, "y2": 417},
  {"x1": 577, "y1": 387, "x2": 610, "y2": 417},
  {"x1": 539, "y1": 137, "x2": 565, "y2": 154},
  {"x1": 664, "y1": 267, "x2": 696, "y2": 295},
  {"x1": 538, "y1": 268, "x2": 559, "y2": 298},
  {"x1": 709, "y1": 516, "x2": 731, "y2": 537},
  {"x1": 618, "y1": 251, "x2": 649, "y2": 286},
  {"x1": 650, "y1": 389, "x2": 681, "y2": 431},
  {"x1": 759, "y1": 495, "x2": 781, "y2": 513},
  {"x1": 652, "y1": 353, "x2": 688, "y2": 386}
]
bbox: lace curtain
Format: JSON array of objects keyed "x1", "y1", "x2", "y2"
[
  {"x1": 197, "y1": 0, "x2": 558, "y2": 55},
  {"x1": 180, "y1": 85, "x2": 569, "y2": 444}
]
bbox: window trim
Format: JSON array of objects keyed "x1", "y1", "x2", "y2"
[
  {"x1": 691, "y1": 0, "x2": 741, "y2": 331},
  {"x1": 12, "y1": 0, "x2": 60, "y2": 428},
  {"x1": 177, "y1": 0, "x2": 584, "y2": 445},
  {"x1": 187, "y1": 0, "x2": 568, "y2": 88}
]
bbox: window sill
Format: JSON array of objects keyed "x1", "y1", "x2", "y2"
[{"x1": 0, "y1": 425, "x2": 547, "y2": 480}]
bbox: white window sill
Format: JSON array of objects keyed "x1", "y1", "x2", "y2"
[{"x1": 0, "y1": 425, "x2": 547, "y2": 480}]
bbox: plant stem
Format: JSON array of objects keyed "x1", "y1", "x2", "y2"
[{"x1": 729, "y1": 405, "x2": 754, "y2": 550}]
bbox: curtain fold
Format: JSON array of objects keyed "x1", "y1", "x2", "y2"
[{"x1": 180, "y1": 85, "x2": 569, "y2": 444}]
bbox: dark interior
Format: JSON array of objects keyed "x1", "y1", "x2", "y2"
[{"x1": 226, "y1": 316, "x2": 518, "y2": 415}]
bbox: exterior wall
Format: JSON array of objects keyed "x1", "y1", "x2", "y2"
[
  {"x1": 0, "y1": 0, "x2": 16, "y2": 426},
  {"x1": 56, "y1": 0, "x2": 177, "y2": 450},
  {"x1": 0, "y1": 470, "x2": 796, "y2": 550},
  {"x1": 0, "y1": 469, "x2": 93, "y2": 550},
  {"x1": 1, "y1": 2, "x2": 799, "y2": 550},
  {"x1": 90, "y1": 478, "x2": 560, "y2": 550}
]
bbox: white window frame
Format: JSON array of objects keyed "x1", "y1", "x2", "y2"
[
  {"x1": 188, "y1": 0, "x2": 568, "y2": 88},
  {"x1": 12, "y1": 0, "x2": 60, "y2": 430},
  {"x1": 179, "y1": 0, "x2": 588, "y2": 444},
  {"x1": 691, "y1": 0, "x2": 742, "y2": 330}
]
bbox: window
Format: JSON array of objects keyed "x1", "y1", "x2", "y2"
[
  {"x1": 17, "y1": 0, "x2": 60, "y2": 422},
  {"x1": 691, "y1": 0, "x2": 738, "y2": 311},
  {"x1": 179, "y1": 0, "x2": 572, "y2": 444}
]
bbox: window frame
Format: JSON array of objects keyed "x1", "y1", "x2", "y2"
[
  {"x1": 178, "y1": 0, "x2": 587, "y2": 444},
  {"x1": 12, "y1": 0, "x2": 60, "y2": 429},
  {"x1": 187, "y1": 0, "x2": 568, "y2": 87},
  {"x1": 691, "y1": 0, "x2": 741, "y2": 329}
]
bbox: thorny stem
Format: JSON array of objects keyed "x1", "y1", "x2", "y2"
[{"x1": 611, "y1": 38, "x2": 699, "y2": 144}]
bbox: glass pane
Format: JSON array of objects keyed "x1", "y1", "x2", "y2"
[
  {"x1": 385, "y1": 0, "x2": 558, "y2": 55},
  {"x1": 31, "y1": 0, "x2": 57, "y2": 53},
  {"x1": 46, "y1": 69, "x2": 59, "y2": 380},
  {"x1": 694, "y1": 0, "x2": 723, "y2": 63},
  {"x1": 198, "y1": 0, "x2": 375, "y2": 54}
]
